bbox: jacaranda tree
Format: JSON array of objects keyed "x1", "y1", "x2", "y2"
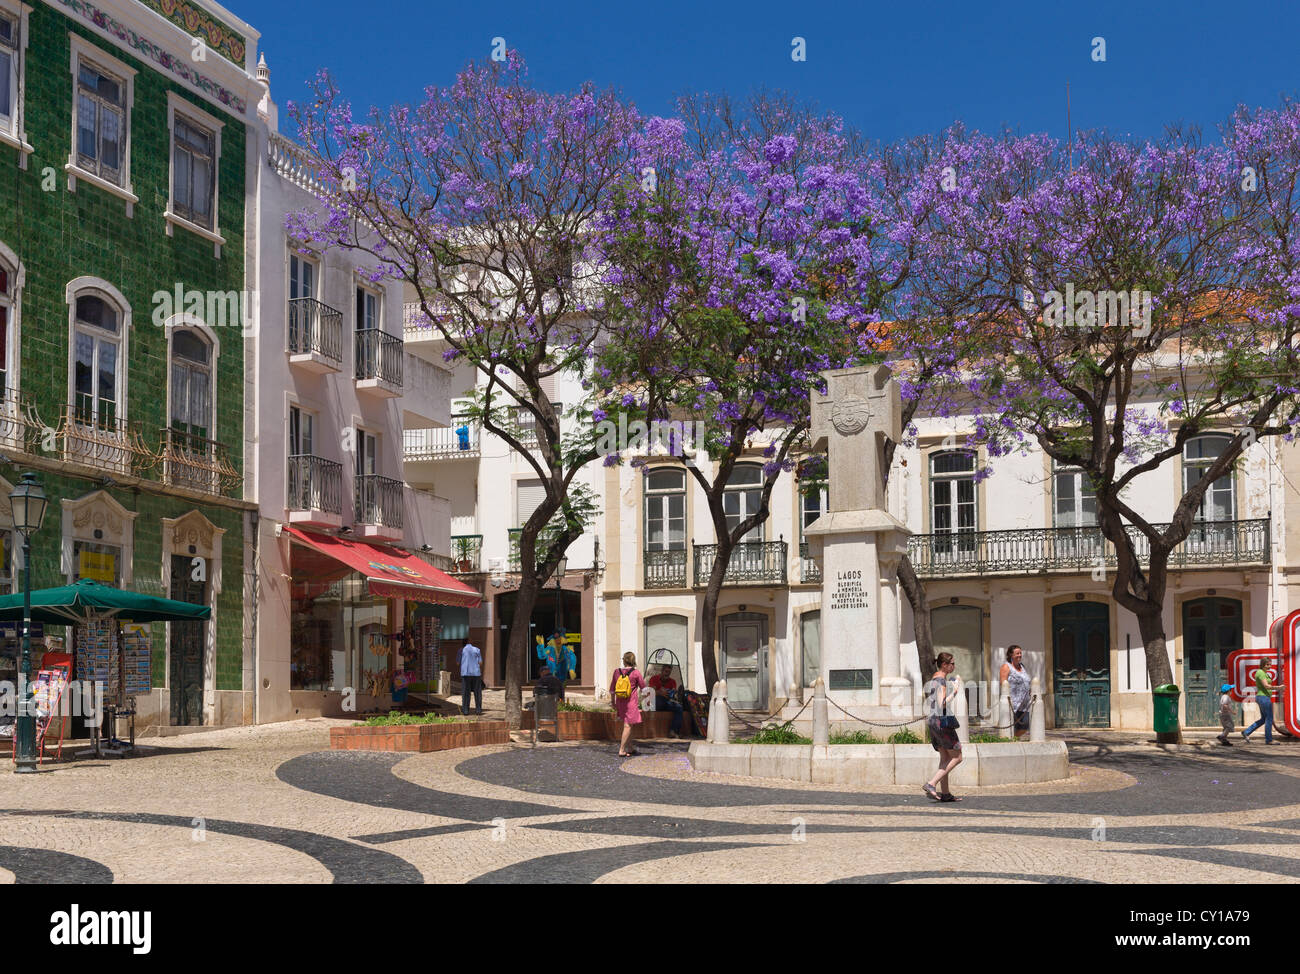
[{"x1": 288, "y1": 54, "x2": 641, "y2": 727}]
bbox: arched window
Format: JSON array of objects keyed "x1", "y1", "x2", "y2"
[
  {"x1": 929, "y1": 450, "x2": 976, "y2": 555},
  {"x1": 170, "y1": 328, "x2": 212, "y2": 440},
  {"x1": 644, "y1": 613, "x2": 689, "y2": 688},
  {"x1": 71, "y1": 288, "x2": 124, "y2": 428}
]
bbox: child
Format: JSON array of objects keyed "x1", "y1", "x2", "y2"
[{"x1": 1218, "y1": 683, "x2": 1236, "y2": 746}]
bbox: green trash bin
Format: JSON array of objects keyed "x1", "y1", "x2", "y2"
[{"x1": 1153, "y1": 684, "x2": 1180, "y2": 741}]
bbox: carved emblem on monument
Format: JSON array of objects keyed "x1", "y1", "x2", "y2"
[{"x1": 830, "y1": 395, "x2": 872, "y2": 436}]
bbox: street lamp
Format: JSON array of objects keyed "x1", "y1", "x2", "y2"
[
  {"x1": 553, "y1": 555, "x2": 568, "y2": 638},
  {"x1": 10, "y1": 472, "x2": 47, "y2": 774}
]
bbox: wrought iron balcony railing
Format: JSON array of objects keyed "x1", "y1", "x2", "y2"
[
  {"x1": 644, "y1": 548, "x2": 688, "y2": 589},
  {"x1": 60, "y1": 403, "x2": 153, "y2": 476},
  {"x1": 451, "y1": 534, "x2": 483, "y2": 572},
  {"x1": 160, "y1": 428, "x2": 240, "y2": 495},
  {"x1": 403, "y1": 420, "x2": 480, "y2": 460},
  {"x1": 799, "y1": 541, "x2": 822, "y2": 584},
  {"x1": 287, "y1": 455, "x2": 343, "y2": 514},
  {"x1": 907, "y1": 519, "x2": 1271, "y2": 578},
  {"x1": 355, "y1": 328, "x2": 404, "y2": 386},
  {"x1": 287, "y1": 297, "x2": 343, "y2": 366},
  {"x1": 355, "y1": 474, "x2": 404, "y2": 529},
  {"x1": 693, "y1": 541, "x2": 788, "y2": 587}
]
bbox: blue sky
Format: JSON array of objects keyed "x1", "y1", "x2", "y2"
[{"x1": 250, "y1": 0, "x2": 1300, "y2": 145}]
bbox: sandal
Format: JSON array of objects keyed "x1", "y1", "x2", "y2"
[
  {"x1": 923, "y1": 783, "x2": 939, "y2": 801},
  {"x1": 939, "y1": 793, "x2": 963, "y2": 803}
]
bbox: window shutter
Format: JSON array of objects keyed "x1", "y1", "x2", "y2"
[
  {"x1": 539, "y1": 374, "x2": 558, "y2": 403},
  {"x1": 515, "y1": 479, "x2": 546, "y2": 528}
]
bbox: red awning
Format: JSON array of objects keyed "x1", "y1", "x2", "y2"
[{"x1": 286, "y1": 527, "x2": 481, "y2": 608}]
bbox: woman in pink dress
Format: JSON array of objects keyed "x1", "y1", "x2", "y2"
[{"x1": 609, "y1": 651, "x2": 646, "y2": 757}]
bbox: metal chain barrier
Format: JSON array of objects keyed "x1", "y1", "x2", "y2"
[{"x1": 717, "y1": 694, "x2": 814, "y2": 732}]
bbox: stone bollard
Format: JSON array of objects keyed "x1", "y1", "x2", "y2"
[
  {"x1": 953, "y1": 676, "x2": 970, "y2": 744},
  {"x1": 709, "y1": 680, "x2": 730, "y2": 744},
  {"x1": 812, "y1": 677, "x2": 829, "y2": 746},
  {"x1": 1000, "y1": 692, "x2": 1013, "y2": 739},
  {"x1": 1030, "y1": 678, "x2": 1046, "y2": 742},
  {"x1": 439, "y1": 670, "x2": 452, "y2": 698}
]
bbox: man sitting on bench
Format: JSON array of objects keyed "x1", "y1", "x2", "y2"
[{"x1": 649, "y1": 663, "x2": 685, "y2": 738}]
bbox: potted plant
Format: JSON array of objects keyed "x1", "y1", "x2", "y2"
[{"x1": 453, "y1": 536, "x2": 478, "y2": 573}]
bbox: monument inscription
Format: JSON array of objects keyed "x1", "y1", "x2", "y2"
[{"x1": 829, "y1": 570, "x2": 867, "y2": 611}]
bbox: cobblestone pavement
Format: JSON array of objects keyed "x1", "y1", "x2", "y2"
[{"x1": 2, "y1": 720, "x2": 1300, "y2": 883}]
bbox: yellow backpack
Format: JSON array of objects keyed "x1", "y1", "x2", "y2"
[{"x1": 614, "y1": 668, "x2": 633, "y2": 700}]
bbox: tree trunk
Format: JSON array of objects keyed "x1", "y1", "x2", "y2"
[
  {"x1": 896, "y1": 553, "x2": 932, "y2": 689},
  {"x1": 1135, "y1": 602, "x2": 1179, "y2": 743},
  {"x1": 503, "y1": 571, "x2": 540, "y2": 730},
  {"x1": 699, "y1": 543, "x2": 730, "y2": 697}
]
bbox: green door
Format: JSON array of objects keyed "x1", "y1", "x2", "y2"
[
  {"x1": 1182, "y1": 597, "x2": 1242, "y2": 727},
  {"x1": 169, "y1": 555, "x2": 207, "y2": 726},
  {"x1": 1052, "y1": 602, "x2": 1110, "y2": 727}
]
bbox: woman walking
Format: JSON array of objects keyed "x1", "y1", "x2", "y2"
[
  {"x1": 999, "y1": 645, "x2": 1032, "y2": 739},
  {"x1": 610, "y1": 651, "x2": 647, "y2": 757},
  {"x1": 924, "y1": 653, "x2": 964, "y2": 803}
]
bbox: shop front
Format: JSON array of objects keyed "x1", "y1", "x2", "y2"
[{"x1": 284, "y1": 528, "x2": 480, "y2": 717}]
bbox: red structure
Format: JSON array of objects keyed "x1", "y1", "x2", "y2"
[{"x1": 1225, "y1": 609, "x2": 1300, "y2": 733}]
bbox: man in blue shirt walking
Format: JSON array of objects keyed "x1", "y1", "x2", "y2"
[{"x1": 460, "y1": 640, "x2": 483, "y2": 716}]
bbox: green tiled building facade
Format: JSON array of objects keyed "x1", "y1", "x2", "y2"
[{"x1": 0, "y1": 0, "x2": 262, "y2": 729}]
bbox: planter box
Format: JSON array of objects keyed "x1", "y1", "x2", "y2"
[
  {"x1": 605, "y1": 711, "x2": 676, "y2": 741},
  {"x1": 330, "y1": 720, "x2": 510, "y2": 752},
  {"x1": 519, "y1": 710, "x2": 612, "y2": 739}
]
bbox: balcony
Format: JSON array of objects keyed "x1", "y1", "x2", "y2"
[
  {"x1": 354, "y1": 473, "x2": 404, "y2": 541},
  {"x1": 287, "y1": 297, "x2": 343, "y2": 372},
  {"x1": 693, "y1": 541, "x2": 788, "y2": 587},
  {"x1": 401, "y1": 351, "x2": 450, "y2": 428},
  {"x1": 798, "y1": 541, "x2": 822, "y2": 584},
  {"x1": 907, "y1": 519, "x2": 1271, "y2": 578},
  {"x1": 355, "y1": 328, "x2": 404, "y2": 397},
  {"x1": 644, "y1": 548, "x2": 688, "y2": 589},
  {"x1": 287, "y1": 455, "x2": 343, "y2": 528},
  {"x1": 159, "y1": 428, "x2": 240, "y2": 496},
  {"x1": 58, "y1": 403, "x2": 153, "y2": 477},
  {"x1": 403, "y1": 301, "x2": 451, "y2": 348},
  {"x1": 403, "y1": 421, "x2": 480, "y2": 462},
  {"x1": 451, "y1": 534, "x2": 483, "y2": 573}
]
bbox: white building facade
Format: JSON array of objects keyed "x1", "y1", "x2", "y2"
[{"x1": 245, "y1": 71, "x2": 464, "y2": 724}]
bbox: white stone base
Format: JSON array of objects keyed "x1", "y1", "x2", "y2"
[{"x1": 689, "y1": 740, "x2": 1069, "y2": 785}]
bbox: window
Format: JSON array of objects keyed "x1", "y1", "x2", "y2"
[
  {"x1": 74, "y1": 56, "x2": 126, "y2": 185},
  {"x1": 288, "y1": 404, "x2": 314, "y2": 456},
  {"x1": 0, "y1": 11, "x2": 19, "y2": 138},
  {"x1": 1053, "y1": 466, "x2": 1097, "y2": 527},
  {"x1": 171, "y1": 113, "x2": 215, "y2": 230},
  {"x1": 515, "y1": 478, "x2": 545, "y2": 529},
  {"x1": 72, "y1": 291, "x2": 121, "y2": 428},
  {"x1": 169, "y1": 329, "x2": 212, "y2": 440},
  {"x1": 0, "y1": 258, "x2": 12, "y2": 395},
  {"x1": 355, "y1": 429, "x2": 377, "y2": 477},
  {"x1": 1183, "y1": 434, "x2": 1235, "y2": 523},
  {"x1": 644, "y1": 468, "x2": 685, "y2": 551},
  {"x1": 356, "y1": 286, "x2": 379, "y2": 331},
  {"x1": 723, "y1": 464, "x2": 764, "y2": 543},
  {"x1": 290, "y1": 254, "x2": 316, "y2": 301},
  {"x1": 930, "y1": 450, "x2": 976, "y2": 555},
  {"x1": 800, "y1": 484, "x2": 828, "y2": 536}
]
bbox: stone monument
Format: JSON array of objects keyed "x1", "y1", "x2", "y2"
[{"x1": 801, "y1": 364, "x2": 913, "y2": 723}]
